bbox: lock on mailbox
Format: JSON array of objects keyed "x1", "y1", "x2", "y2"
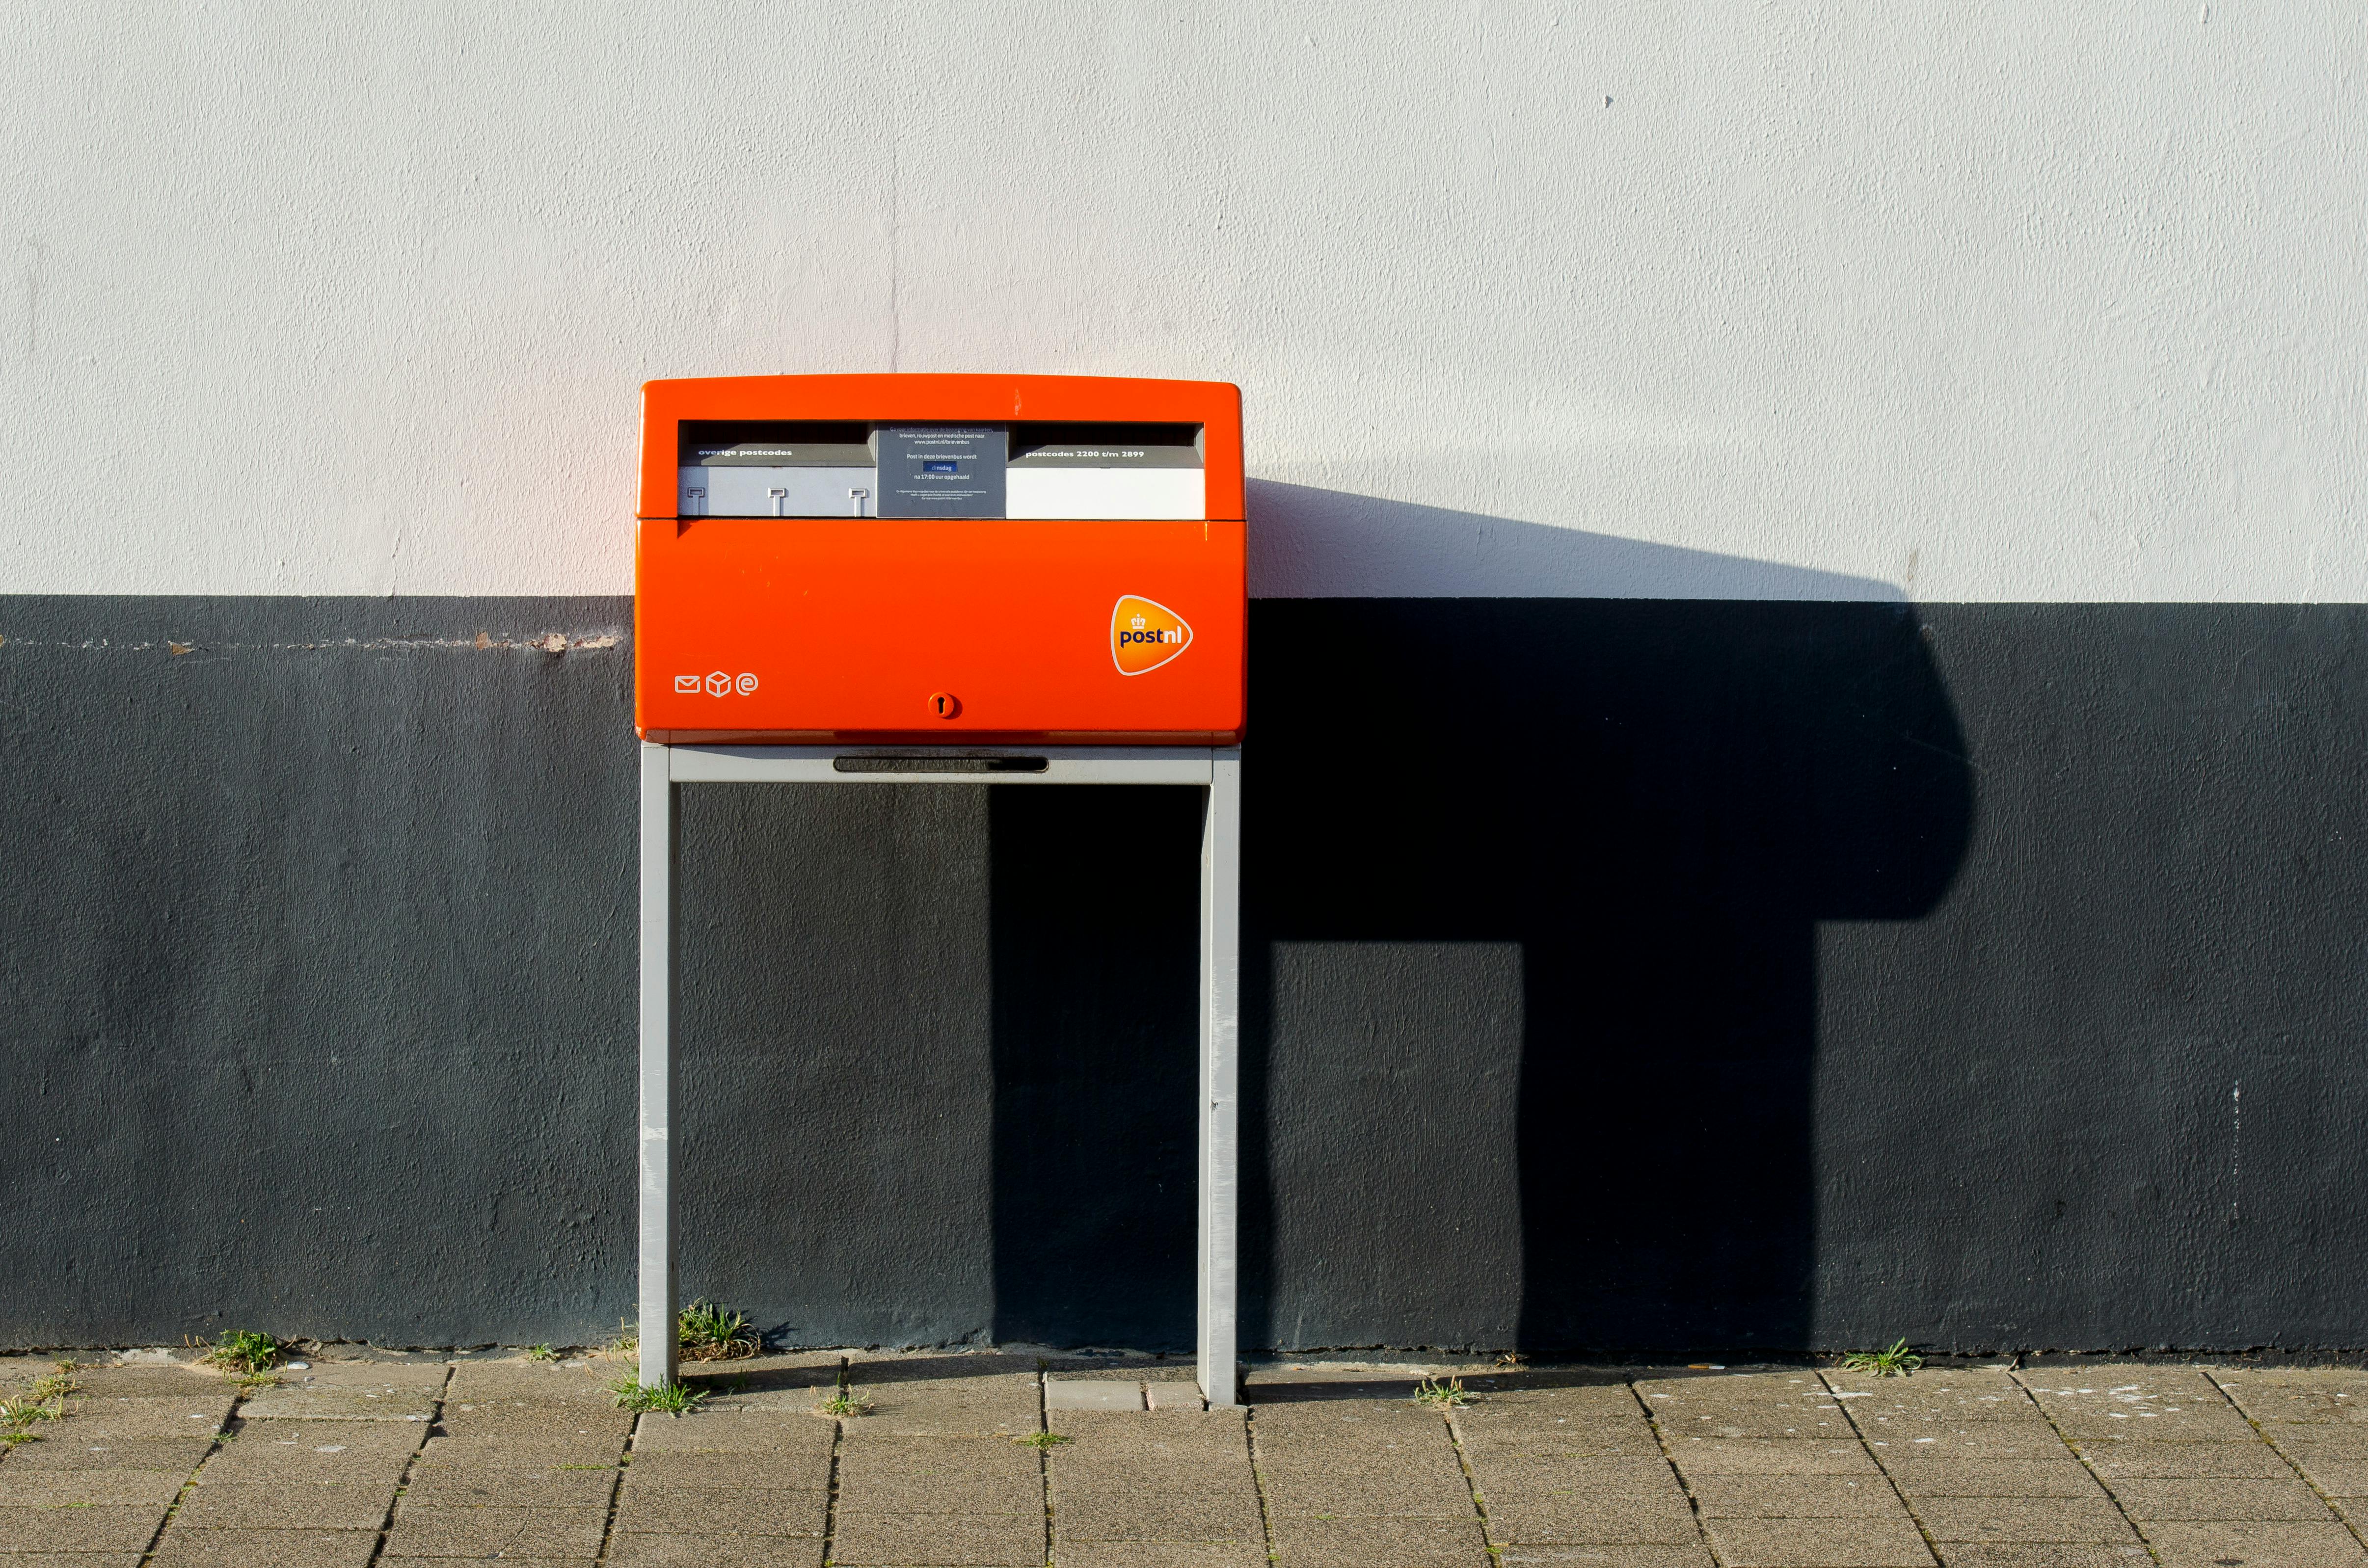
[{"x1": 634, "y1": 374, "x2": 1247, "y2": 745}]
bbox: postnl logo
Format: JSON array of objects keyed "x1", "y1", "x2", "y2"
[{"x1": 1112, "y1": 595, "x2": 1192, "y2": 676}]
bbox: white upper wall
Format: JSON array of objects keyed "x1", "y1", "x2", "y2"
[{"x1": 0, "y1": 1, "x2": 2360, "y2": 600}]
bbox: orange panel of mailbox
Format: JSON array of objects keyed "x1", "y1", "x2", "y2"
[{"x1": 634, "y1": 374, "x2": 1246, "y2": 745}]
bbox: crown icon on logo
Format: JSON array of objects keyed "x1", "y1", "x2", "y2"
[{"x1": 1130, "y1": 613, "x2": 1146, "y2": 629}]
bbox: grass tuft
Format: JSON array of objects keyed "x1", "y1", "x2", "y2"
[
  {"x1": 528, "y1": 1345, "x2": 558, "y2": 1363},
  {"x1": 609, "y1": 1375, "x2": 706, "y2": 1415},
  {"x1": 1837, "y1": 1339, "x2": 1924, "y2": 1378},
  {"x1": 1018, "y1": 1431, "x2": 1071, "y2": 1449},
  {"x1": 1413, "y1": 1375, "x2": 1472, "y2": 1409},
  {"x1": 815, "y1": 1389, "x2": 874, "y2": 1418},
  {"x1": 677, "y1": 1301, "x2": 762, "y2": 1362},
  {"x1": 605, "y1": 1304, "x2": 759, "y2": 1363},
  {"x1": 200, "y1": 1329, "x2": 284, "y2": 1376}
]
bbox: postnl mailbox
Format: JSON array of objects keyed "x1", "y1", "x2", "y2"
[
  {"x1": 635, "y1": 374, "x2": 1246, "y2": 744},
  {"x1": 631, "y1": 373, "x2": 1248, "y2": 1409}
]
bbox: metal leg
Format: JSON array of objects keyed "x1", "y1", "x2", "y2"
[
  {"x1": 1198, "y1": 748, "x2": 1242, "y2": 1407},
  {"x1": 638, "y1": 742, "x2": 679, "y2": 1387}
]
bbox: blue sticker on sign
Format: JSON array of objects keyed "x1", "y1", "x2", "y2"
[{"x1": 922, "y1": 460, "x2": 960, "y2": 475}]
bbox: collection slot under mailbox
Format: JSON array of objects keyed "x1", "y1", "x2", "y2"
[{"x1": 673, "y1": 418, "x2": 1203, "y2": 520}]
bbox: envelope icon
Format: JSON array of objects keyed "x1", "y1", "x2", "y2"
[{"x1": 673, "y1": 674, "x2": 701, "y2": 693}]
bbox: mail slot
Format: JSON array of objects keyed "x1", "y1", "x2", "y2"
[{"x1": 634, "y1": 374, "x2": 1247, "y2": 744}]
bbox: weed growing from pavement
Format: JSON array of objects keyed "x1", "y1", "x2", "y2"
[
  {"x1": 815, "y1": 1389, "x2": 874, "y2": 1418},
  {"x1": 677, "y1": 1301, "x2": 761, "y2": 1361},
  {"x1": 200, "y1": 1329, "x2": 284, "y2": 1375},
  {"x1": 1414, "y1": 1375, "x2": 1472, "y2": 1409},
  {"x1": 0, "y1": 1399, "x2": 59, "y2": 1441},
  {"x1": 609, "y1": 1376, "x2": 706, "y2": 1415},
  {"x1": 606, "y1": 1305, "x2": 759, "y2": 1362},
  {"x1": 1838, "y1": 1339, "x2": 1924, "y2": 1377},
  {"x1": 1018, "y1": 1431, "x2": 1071, "y2": 1449},
  {"x1": 529, "y1": 1345, "x2": 558, "y2": 1362}
]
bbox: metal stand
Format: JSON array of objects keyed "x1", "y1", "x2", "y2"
[{"x1": 639, "y1": 742, "x2": 1243, "y2": 1407}]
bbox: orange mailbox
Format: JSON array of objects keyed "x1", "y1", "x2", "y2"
[{"x1": 635, "y1": 374, "x2": 1246, "y2": 744}]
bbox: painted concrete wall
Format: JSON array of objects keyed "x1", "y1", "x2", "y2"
[{"x1": 2, "y1": 2, "x2": 2361, "y2": 601}]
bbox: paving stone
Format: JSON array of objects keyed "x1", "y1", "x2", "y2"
[
  {"x1": 829, "y1": 1510, "x2": 1047, "y2": 1566},
  {"x1": 1921, "y1": 1548, "x2": 2152, "y2": 1568},
  {"x1": 2076, "y1": 1439, "x2": 2296, "y2": 1479},
  {"x1": 409, "y1": 1433, "x2": 623, "y2": 1470},
  {"x1": 2017, "y1": 1372, "x2": 2260, "y2": 1442},
  {"x1": 0, "y1": 1436, "x2": 215, "y2": 1472},
  {"x1": 1824, "y1": 1372, "x2": 2043, "y2": 1425},
  {"x1": 1456, "y1": 1379, "x2": 1648, "y2": 1410},
  {"x1": 50, "y1": 1364, "x2": 231, "y2": 1400},
  {"x1": 1857, "y1": 1430, "x2": 2075, "y2": 1462},
  {"x1": 1453, "y1": 1415, "x2": 1662, "y2": 1462},
  {"x1": 2298, "y1": 1461, "x2": 2368, "y2": 1495},
  {"x1": 835, "y1": 1435, "x2": 1040, "y2": 1515},
  {"x1": 834, "y1": 1469, "x2": 1041, "y2": 1515},
  {"x1": 1659, "y1": 1438, "x2": 1881, "y2": 1475},
  {"x1": 280, "y1": 1361, "x2": 450, "y2": 1390},
  {"x1": 2142, "y1": 1519, "x2": 2368, "y2": 1567},
  {"x1": 202, "y1": 1422, "x2": 421, "y2": 1482},
  {"x1": 402, "y1": 1469, "x2": 618, "y2": 1509},
  {"x1": 1697, "y1": 1515, "x2": 1937, "y2": 1567},
  {"x1": 378, "y1": 1504, "x2": 608, "y2": 1556},
  {"x1": 610, "y1": 1484, "x2": 828, "y2": 1534},
  {"x1": 1144, "y1": 1382, "x2": 1207, "y2": 1412},
  {"x1": 839, "y1": 1367, "x2": 1040, "y2": 1439},
  {"x1": 237, "y1": 1383, "x2": 440, "y2": 1421},
  {"x1": 620, "y1": 1450, "x2": 828, "y2": 1488},
  {"x1": 1878, "y1": 1457, "x2": 2104, "y2": 1497},
  {"x1": 631, "y1": 1410, "x2": 833, "y2": 1454},
  {"x1": 149, "y1": 1527, "x2": 383, "y2": 1567},
  {"x1": 0, "y1": 1467, "x2": 187, "y2": 1506},
  {"x1": 172, "y1": 1479, "x2": 394, "y2": 1529},
  {"x1": 1053, "y1": 1488, "x2": 1265, "y2": 1542},
  {"x1": 1264, "y1": 1513, "x2": 1493, "y2": 1566},
  {"x1": 1245, "y1": 1371, "x2": 1443, "y2": 1404},
  {"x1": 1688, "y1": 1474, "x2": 1913, "y2": 1518},
  {"x1": 0, "y1": 1554, "x2": 144, "y2": 1568},
  {"x1": 1482, "y1": 1492, "x2": 1701, "y2": 1544},
  {"x1": 1263, "y1": 1470, "x2": 1476, "y2": 1517},
  {"x1": 432, "y1": 1403, "x2": 633, "y2": 1440},
  {"x1": 1489, "y1": 1549, "x2": 1714, "y2": 1568},
  {"x1": 1909, "y1": 1495, "x2": 2136, "y2": 1541},
  {"x1": 2274, "y1": 1427, "x2": 2368, "y2": 1462},
  {"x1": 1462, "y1": 1454, "x2": 1683, "y2": 1501},
  {"x1": 53, "y1": 1396, "x2": 236, "y2": 1439},
  {"x1": 1053, "y1": 1409, "x2": 1248, "y2": 1452},
  {"x1": 1638, "y1": 1374, "x2": 1860, "y2": 1436},
  {"x1": 605, "y1": 1532, "x2": 826, "y2": 1567},
  {"x1": 445, "y1": 1362, "x2": 617, "y2": 1403},
  {"x1": 1048, "y1": 1379, "x2": 1147, "y2": 1412},
  {"x1": 2109, "y1": 1475, "x2": 2334, "y2": 1520},
  {"x1": 1050, "y1": 1543, "x2": 1267, "y2": 1568},
  {"x1": 1846, "y1": 1408, "x2": 2058, "y2": 1443},
  {"x1": 2217, "y1": 1383, "x2": 2368, "y2": 1426},
  {"x1": 0, "y1": 1505, "x2": 166, "y2": 1553}
]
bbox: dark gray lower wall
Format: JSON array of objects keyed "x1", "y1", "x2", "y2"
[{"x1": 2, "y1": 595, "x2": 2365, "y2": 1355}]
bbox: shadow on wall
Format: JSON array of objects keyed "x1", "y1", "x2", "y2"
[
  {"x1": 988, "y1": 486, "x2": 1973, "y2": 1355},
  {"x1": 1243, "y1": 479, "x2": 1908, "y2": 601}
]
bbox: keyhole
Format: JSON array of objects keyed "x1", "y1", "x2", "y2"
[{"x1": 929, "y1": 691, "x2": 960, "y2": 719}]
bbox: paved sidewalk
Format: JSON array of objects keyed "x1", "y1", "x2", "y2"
[{"x1": 6, "y1": 1351, "x2": 2368, "y2": 1565}]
